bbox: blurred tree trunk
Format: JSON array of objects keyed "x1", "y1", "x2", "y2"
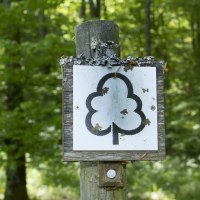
[
  {"x1": 80, "y1": 0, "x2": 86, "y2": 18},
  {"x1": 2, "y1": 0, "x2": 29, "y2": 199},
  {"x1": 145, "y1": 0, "x2": 151, "y2": 56},
  {"x1": 102, "y1": 0, "x2": 107, "y2": 19},
  {"x1": 5, "y1": 153, "x2": 28, "y2": 200},
  {"x1": 89, "y1": 0, "x2": 101, "y2": 18},
  {"x1": 191, "y1": 6, "x2": 200, "y2": 69},
  {"x1": 38, "y1": 8, "x2": 51, "y2": 73},
  {"x1": 2, "y1": 0, "x2": 9, "y2": 6},
  {"x1": 4, "y1": 30, "x2": 29, "y2": 200},
  {"x1": 39, "y1": 8, "x2": 47, "y2": 38}
]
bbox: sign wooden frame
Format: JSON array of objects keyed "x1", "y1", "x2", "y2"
[{"x1": 62, "y1": 62, "x2": 165, "y2": 161}]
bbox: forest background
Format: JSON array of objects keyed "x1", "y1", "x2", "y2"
[{"x1": 0, "y1": 0, "x2": 200, "y2": 200}]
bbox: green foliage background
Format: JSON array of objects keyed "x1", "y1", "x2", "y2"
[{"x1": 0, "y1": 0, "x2": 200, "y2": 199}]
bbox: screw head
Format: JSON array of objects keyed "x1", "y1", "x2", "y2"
[
  {"x1": 75, "y1": 105, "x2": 80, "y2": 110},
  {"x1": 106, "y1": 169, "x2": 116, "y2": 179},
  {"x1": 151, "y1": 105, "x2": 156, "y2": 111}
]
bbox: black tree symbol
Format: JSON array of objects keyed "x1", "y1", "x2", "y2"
[{"x1": 85, "y1": 73, "x2": 146, "y2": 145}]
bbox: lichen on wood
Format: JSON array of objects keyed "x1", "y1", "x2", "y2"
[{"x1": 59, "y1": 54, "x2": 165, "y2": 70}]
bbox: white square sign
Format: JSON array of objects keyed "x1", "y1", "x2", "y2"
[{"x1": 73, "y1": 65, "x2": 158, "y2": 151}]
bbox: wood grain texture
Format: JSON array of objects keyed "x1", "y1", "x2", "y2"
[
  {"x1": 75, "y1": 20, "x2": 119, "y2": 58},
  {"x1": 80, "y1": 162, "x2": 127, "y2": 200},
  {"x1": 62, "y1": 62, "x2": 165, "y2": 161}
]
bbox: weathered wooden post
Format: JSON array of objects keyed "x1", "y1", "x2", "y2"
[
  {"x1": 61, "y1": 20, "x2": 165, "y2": 200},
  {"x1": 75, "y1": 21, "x2": 127, "y2": 200}
]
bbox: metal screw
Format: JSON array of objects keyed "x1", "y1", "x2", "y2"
[
  {"x1": 75, "y1": 105, "x2": 80, "y2": 110},
  {"x1": 151, "y1": 105, "x2": 156, "y2": 111},
  {"x1": 106, "y1": 169, "x2": 116, "y2": 179}
]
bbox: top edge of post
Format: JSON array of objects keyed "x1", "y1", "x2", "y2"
[{"x1": 75, "y1": 20, "x2": 118, "y2": 30}]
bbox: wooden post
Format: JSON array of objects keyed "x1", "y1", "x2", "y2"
[{"x1": 75, "y1": 20, "x2": 127, "y2": 200}]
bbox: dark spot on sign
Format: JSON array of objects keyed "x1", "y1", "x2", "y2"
[
  {"x1": 91, "y1": 123, "x2": 102, "y2": 133},
  {"x1": 142, "y1": 88, "x2": 149, "y2": 93},
  {"x1": 75, "y1": 105, "x2": 80, "y2": 110},
  {"x1": 101, "y1": 87, "x2": 109, "y2": 95},
  {"x1": 124, "y1": 61, "x2": 137, "y2": 72},
  {"x1": 120, "y1": 109, "x2": 128, "y2": 115},
  {"x1": 143, "y1": 118, "x2": 151, "y2": 126},
  {"x1": 121, "y1": 116, "x2": 124, "y2": 119}
]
